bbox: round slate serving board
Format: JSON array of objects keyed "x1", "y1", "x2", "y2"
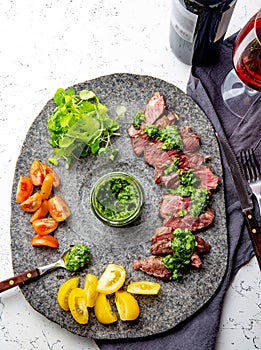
[{"x1": 10, "y1": 73, "x2": 227, "y2": 340}]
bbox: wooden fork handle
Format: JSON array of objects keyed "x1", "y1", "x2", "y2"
[
  {"x1": 0, "y1": 268, "x2": 40, "y2": 293},
  {"x1": 244, "y1": 209, "x2": 261, "y2": 270}
]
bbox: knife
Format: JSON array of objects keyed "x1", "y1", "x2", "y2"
[{"x1": 216, "y1": 133, "x2": 261, "y2": 270}]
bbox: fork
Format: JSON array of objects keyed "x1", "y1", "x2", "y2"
[{"x1": 240, "y1": 148, "x2": 261, "y2": 214}]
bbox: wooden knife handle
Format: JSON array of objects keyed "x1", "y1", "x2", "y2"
[
  {"x1": 244, "y1": 209, "x2": 261, "y2": 270},
  {"x1": 0, "y1": 268, "x2": 40, "y2": 293}
]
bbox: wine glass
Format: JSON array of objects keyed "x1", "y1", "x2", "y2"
[{"x1": 221, "y1": 8, "x2": 261, "y2": 118}]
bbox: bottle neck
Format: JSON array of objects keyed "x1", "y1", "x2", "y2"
[{"x1": 183, "y1": 0, "x2": 232, "y2": 12}]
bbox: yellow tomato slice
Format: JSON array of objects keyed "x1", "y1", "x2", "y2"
[
  {"x1": 96, "y1": 264, "x2": 126, "y2": 295},
  {"x1": 115, "y1": 290, "x2": 140, "y2": 321},
  {"x1": 57, "y1": 277, "x2": 80, "y2": 311},
  {"x1": 68, "y1": 288, "x2": 89, "y2": 324},
  {"x1": 84, "y1": 274, "x2": 98, "y2": 308},
  {"x1": 94, "y1": 293, "x2": 117, "y2": 324},
  {"x1": 127, "y1": 281, "x2": 161, "y2": 295}
]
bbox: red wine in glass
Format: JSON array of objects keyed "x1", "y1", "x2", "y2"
[
  {"x1": 233, "y1": 13, "x2": 261, "y2": 91},
  {"x1": 221, "y1": 9, "x2": 261, "y2": 118}
]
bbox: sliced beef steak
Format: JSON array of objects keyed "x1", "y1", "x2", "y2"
[
  {"x1": 153, "y1": 151, "x2": 205, "y2": 188},
  {"x1": 150, "y1": 239, "x2": 172, "y2": 255},
  {"x1": 150, "y1": 231, "x2": 211, "y2": 256},
  {"x1": 159, "y1": 194, "x2": 191, "y2": 219},
  {"x1": 178, "y1": 151, "x2": 205, "y2": 170},
  {"x1": 195, "y1": 235, "x2": 211, "y2": 253},
  {"x1": 155, "y1": 111, "x2": 178, "y2": 129},
  {"x1": 163, "y1": 208, "x2": 215, "y2": 231},
  {"x1": 190, "y1": 252, "x2": 202, "y2": 268},
  {"x1": 133, "y1": 256, "x2": 171, "y2": 281},
  {"x1": 144, "y1": 92, "x2": 166, "y2": 125},
  {"x1": 129, "y1": 92, "x2": 218, "y2": 281},
  {"x1": 150, "y1": 226, "x2": 174, "y2": 242},
  {"x1": 180, "y1": 126, "x2": 201, "y2": 152},
  {"x1": 130, "y1": 133, "x2": 150, "y2": 157},
  {"x1": 194, "y1": 165, "x2": 220, "y2": 190},
  {"x1": 144, "y1": 141, "x2": 179, "y2": 168}
]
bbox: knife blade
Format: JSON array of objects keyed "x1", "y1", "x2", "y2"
[{"x1": 216, "y1": 133, "x2": 261, "y2": 270}]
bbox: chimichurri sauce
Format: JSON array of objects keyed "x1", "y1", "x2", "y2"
[
  {"x1": 163, "y1": 228, "x2": 197, "y2": 281},
  {"x1": 65, "y1": 244, "x2": 91, "y2": 272},
  {"x1": 95, "y1": 176, "x2": 139, "y2": 221}
]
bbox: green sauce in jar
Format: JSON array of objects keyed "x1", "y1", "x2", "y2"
[{"x1": 90, "y1": 172, "x2": 145, "y2": 227}]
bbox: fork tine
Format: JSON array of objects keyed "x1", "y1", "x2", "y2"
[
  {"x1": 246, "y1": 149, "x2": 255, "y2": 181},
  {"x1": 240, "y1": 149, "x2": 249, "y2": 180},
  {"x1": 249, "y1": 148, "x2": 261, "y2": 180},
  {"x1": 240, "y1": 148, "x2": 261, "y2": 182}
]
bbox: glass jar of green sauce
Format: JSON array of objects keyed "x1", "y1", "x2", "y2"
[{"x1": 90, "y1": 172, "x2": 145, "y2": 227}]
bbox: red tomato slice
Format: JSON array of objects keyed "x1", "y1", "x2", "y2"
[
  {"x1": 32, "y1": 218, "x2": 58, "y2": 235},
  {"x1": 20, "y1": 192, "x2": 42, "y2": 212},
  {"x1": 40, "y1": 173, "x2": 54, "y2": 200},
  {"x1": 16, "y1": 176, "x2": 34, "y2": 203},
  {"x1": 30, "y1": 160, "x2": 46, "y2": 186},
  {"x1": 42, "y1": 163, "x2": 60, "y2": 188},
  {"x1": 48, "y1": 195, "x2": 70, "y2": 222},
  {"x1": 31, "y1": 234, "x2": 59, "y2": 248},
  {"x1": 30, "y1": 199, "x2": 49, "y2": 223}
]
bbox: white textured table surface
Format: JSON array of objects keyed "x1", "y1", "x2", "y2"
[{"x1": 0, "y1": 1, "x2": 260, "y2": 349}]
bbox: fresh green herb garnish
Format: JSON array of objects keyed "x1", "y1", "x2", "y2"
[
  {"x1": 168, "y1": 169, "x2": 199, "y2": 197},
  {"x1": 179, "y1": 169, "x2": 198, "y2": 187},
  {"x1": 178, "y1": 209, "x2": 188, "y2": 217},
  {"x1": 169, "y1": 184, "x2": 194, "y2": 197},
  {"x1": 65, "y1": 243, "x2": 91, "y2": 272},
  {"x1": 132, "y1": 111, "x2": 145, "y2": 129},
  {"x1": 169, "y1": 186, "x2": 209, "y2": 217},
  {"x1": 144, "y1": 124, "x2": 184, "y2": 151},
  {"x1": 48, "y1": 157, "x2": 59, "y2": 166},
  {"x1": 167, "y1": 168, "x2": 209, "y2": 217},
  {"x1": 163, "y1": 228, "x2": 197, "y2": 281},
  {"x1": 191, "y1": 188, "x2": 209, "y2": 217},
  {"x1": 144, "y1": 125, "x2": 161, "y2": 139},
  {"x1": 47, "y1": 88, "x2": 125, "y2": 168},
  {"x1": 159, "y1": 125, "x2": 184, "y2": 151},
  {"x1": 164, "y1": 157, "x2": 180, "y2": 175}
]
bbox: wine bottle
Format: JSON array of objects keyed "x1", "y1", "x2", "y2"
[{"x1": 169, "y1": 0, "x2": 237, "y2": 66}]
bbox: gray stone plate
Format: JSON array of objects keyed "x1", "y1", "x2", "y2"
[{"x1": 10, "y1": 73, "x2": 227, "y2": 340}]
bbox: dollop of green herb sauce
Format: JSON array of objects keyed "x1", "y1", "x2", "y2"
[
  {"x1": 163, "y1": 228, "x2": 197, "y2": 281},
  {"x1": 168, "y1": 168, "x2": 209, "y2": 217},
  {"x1": 164, "y1": 157, "x2": 180, "y2": 175},
  {"x1": 65, "y1": 244, "x2": 91, "y2": 272},
  {"x1": 95, "y1": 177, "x2": 140, "y2": 221},
  {"x1": 144, "y1": 125, "x2": 184, "y2": 151},
  {"x1": 191, "y1": 188, "x2": 209, "y2": 217},
  {"x1": 133, "y1": 111, "x2": 145, "y2": 129}
]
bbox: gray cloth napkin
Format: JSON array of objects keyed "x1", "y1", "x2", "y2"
[{"x1": 97, "y1": 34, "x2": 260, "y2": 350}]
